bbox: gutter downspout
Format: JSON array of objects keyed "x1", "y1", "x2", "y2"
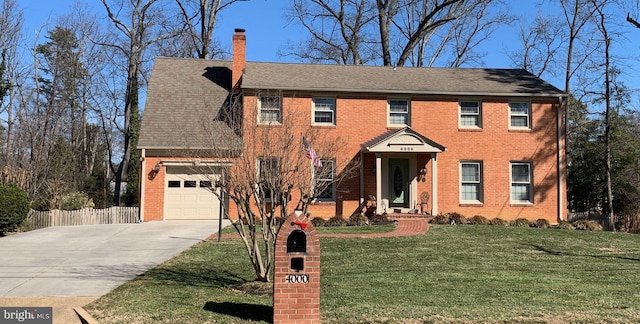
[
  {"x1": 557, "y1": 96, "x2": 565, "y2": 222},
  {"x1": 139, "y1": 149, "x2": 146, "y2": 222}
]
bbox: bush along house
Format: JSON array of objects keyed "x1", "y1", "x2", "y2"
[{"x1": 138, "y1": 28, "x2": 568, "y2": 224}]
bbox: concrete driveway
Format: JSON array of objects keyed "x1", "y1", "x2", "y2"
[{"x1": 0, "y1": 220, "x2": 228, "y2": 323}]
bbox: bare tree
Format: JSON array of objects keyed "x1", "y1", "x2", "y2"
[
  {"x1": 286, "y1": 0, "x2": 506, "y2": 66},
  {"x1": 284, "y1": 0, "x2": 378, "y2": 64},
  {"x1": 99, "y1": 0, "x2": 180, "y2": 205},
  {"x1": 508, "y1": 15, "x2": 564, "y2": 77},
  {"x1": 384, "y1": 0, "x2": 505, "y2": 67},
  {"x1": 173, "y1": 0, "x2": 246, "y2": 59},
  {"x1": 592, "y1": 0, "x2": 615, "y2": 229},
  {"x1": 0, "y1": 0, "x2": 23, "y2": 172},
  {"x1": 197, "y1": 93, "x2": 359, "y2": 281}
]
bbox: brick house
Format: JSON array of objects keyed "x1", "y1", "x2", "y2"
[{"x1": 138, "y1": 29, "x2": 567, "y2": 223}]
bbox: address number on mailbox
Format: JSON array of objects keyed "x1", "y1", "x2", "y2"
[{"x1": 285, "y1": 274, "x2": 309, "y2": 283}]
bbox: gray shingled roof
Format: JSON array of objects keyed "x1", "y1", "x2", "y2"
[
  {"x1": 242, "y1": 62, "x2": 564, "y2": 96},
  {"x1": 140, "y1": 58, "x2": 564, "y2": 150},
  {"x1": 138, "y1": 57, "x2": 241, "y2": 150}
]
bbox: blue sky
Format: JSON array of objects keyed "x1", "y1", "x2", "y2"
[{"x1": 19, "y1": 0, "x2": 640, "y2": 92}]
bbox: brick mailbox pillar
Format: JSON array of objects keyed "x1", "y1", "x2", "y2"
[{"x1": 273, "y1": 211, "x2": 321, "y2": 323}]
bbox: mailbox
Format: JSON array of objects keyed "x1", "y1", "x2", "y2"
[
  {"x1": 287, "y1": 229, "x2": 307, "y2": 253},
  {"x1": 287, "y1": 229, "x2": 307, "y2": 271},
  {"x1": 274, "y1": 213, "x2": 320, "y2": 323}
]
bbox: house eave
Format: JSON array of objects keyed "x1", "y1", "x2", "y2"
[{"x1": 242, "y1": 85, "x2": 566, "y2": 98}]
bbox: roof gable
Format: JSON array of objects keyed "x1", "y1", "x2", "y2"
[{"x1": 138, "y1": 57, "x2": 242, "y2": 151}]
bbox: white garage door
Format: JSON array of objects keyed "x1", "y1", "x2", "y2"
[{"x1": 165, "y1": 166, "x2": 221, "y2": 220}]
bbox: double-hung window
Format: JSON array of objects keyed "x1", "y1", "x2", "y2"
[
  {"x1": 459, "y1": 101, "x2": 481, "y2": 128},
  {"x1": 511, "y1": 162, "x2": 533, "y2": 203},
  {"x1": 258, "y1": 95, "x2": 282, "y2": 124},
  {"x1": 509, "y1": 102, "x2": 530, "y2": 129},
  {"x1": 257, "y1": 157, "x2": 281, "y2": 202},
  {"x1": 460, "y1": 161, "x2": 482, "y2": 203},
  {"x1": 313, "y1": 97, "x2": 336, "y2": 125},
  {"x1": 388, "y1": 99, "x2": 410, "y2": 126},
  {"x1": 315, "y1": 158, "x2": 335, "y2": 200}
]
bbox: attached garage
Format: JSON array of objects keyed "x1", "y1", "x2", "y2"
[{"x1": 164, "y1": 166, "x2": 221, "y2": 220}]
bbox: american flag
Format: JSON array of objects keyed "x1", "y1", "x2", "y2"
[{"x1": 302, "y1": 137, "x2": 322, "y2": 167}]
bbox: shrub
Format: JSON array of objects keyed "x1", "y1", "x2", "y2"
[
  {"x1": 468, "y1": 215, "x2": 489, "y2": 225},
  {"x1": 448, "y1": 212, "x2": 467, "y2": 225},
  {"x1": 348, "y1": 214, "x2": 368, "y2": 226},
  {"x1": 368, "y1": 213, "x2": 392, "y2": 225},
  {"x1": 510, "y1": 218, "x2": 531, "y2": 227},
  {"x1": 572, "y1": 219, "x2": 603, "y2": 231},
  {"x1": 532, "y1": 218, "x2": 551, "y2": 229},
  {"x1": 430, "y1": 214, "x2": 450, "y2": 224},
  {"x1": 489, "y1": 218, "x2": 509, "y2": 226},
  {"x1": 52, "y1": 191, "x2": 94, "y2": 211},
  {"x1": 325, "y1": 215, "x2": 347, "y2": 227},
  {"x1": 555, "y1": 221, "x2": 575, "y2": 230},
  {"x1": 310, "y1": 217, "x2": 326, "y2": 228},
  {"x1": 0, "y1": 183, "x2": 30, "y2": 236}
]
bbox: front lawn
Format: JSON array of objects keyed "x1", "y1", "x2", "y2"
[{"x1": 85, "y1": 225, "x2": 640, "y2": 323}]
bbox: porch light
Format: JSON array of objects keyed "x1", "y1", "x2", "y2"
[{"x1": 148, "y1": 163, "x2": 161, "y2": 180}]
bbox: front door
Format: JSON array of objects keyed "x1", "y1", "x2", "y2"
[{"x1": 388, "y1": 158, "x2": 410, "y2": 208}]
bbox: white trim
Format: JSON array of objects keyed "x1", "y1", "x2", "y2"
[
  {"x1": 510, "y1": 161, "x2": 533, "y2": 204},
  {"x1": 140, "y1": 149, "x2": 146, "y2": 222},
  {"x1": 432, "y1": 154, "x2": 438, "y2": 215},
  {"x1": 458, "y1": 100, "x2": 482, "y2": 129},
  {"x1": 258, "y1": 94, "x2": 282, "y2": 124},
  {"x1": 312, "y1": 96, "x2": 336, "y2": 126},
  {"x1": 459, "y1": 161, "x2": 483, "y2": 204},
  {"x1": 375, "y1": 153, "x2": 383, "y2": 214},
  {"x1": 508, "y1": 100, "x2": 532, "y2": 130},
  {"x1": 387, "y1": 98, "x2": 411, "y2": 127}
]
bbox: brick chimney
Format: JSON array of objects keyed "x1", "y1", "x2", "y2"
[{"x1": 232, "y1": 28, "x2": 246, "y2": 89}]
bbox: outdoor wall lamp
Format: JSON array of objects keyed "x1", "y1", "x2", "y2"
[
  {"x1": 419, "y1": 167, "x2": 427, "y2": 182},
  {"x1": 148, "y1": 163, "x2": 161, "y2": 180}
]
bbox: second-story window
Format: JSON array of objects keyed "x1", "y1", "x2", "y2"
[
  {"x1": 509, "y1": 101, "x2": 531, "y2": 129},
  {"x1": 258, "y1": 95, "x2": 282, "y2": 124},
  {"x1": 388, "y1": 99, "x2": 410, "y2": 126},
  {"x1": 459, "y1": 101, "x2": 481, "y2": 128},
  {"x1": 313, "y1": 97, "x2": 336, "y2": 125}
]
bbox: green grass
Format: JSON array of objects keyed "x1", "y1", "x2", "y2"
[{"x1": 84, "y1": 225, "x2": 640, "y2": 323}]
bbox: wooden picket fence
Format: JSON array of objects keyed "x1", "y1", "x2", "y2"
[{"x1": 27, "y1": 207, "x2": 140, "y2": 230}]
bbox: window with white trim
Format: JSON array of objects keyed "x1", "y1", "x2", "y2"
[
  {"x1": 388, "y1": 99, "x2": 410, "y2": 126},
  {"x1": 315, "y1": 158, "x2": 335, "y2": 200},
  {"x1": 511, "y1": 162, "x2": 533, "y2": 203},
  {"x1": 257, "y1": 157, "x2": 281, "y2": 202},
  {"x1": 313, "y1": 97, "x2": 336, "y2": 125},
  {"x1": 460, "y1": 161, "x2": 483, "y2": 203},
  {"x1": 258, "y1": 95, "x2": 282, "y2": 124},
  {"x1": 509, "y1": 102, "x2": 530, "y2": 129},
  {"x1": 459, "y1": 101, "x2": 481, "y2": 128}
]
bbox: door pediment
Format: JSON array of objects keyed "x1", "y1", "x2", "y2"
[{"x1": 363, "y1": 127, "x2": 445, "y2": 153}]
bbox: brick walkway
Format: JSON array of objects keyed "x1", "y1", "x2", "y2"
[
  {"x1": 319, "y1": 217, "x2": 430, "y2": 238},
  {"x1": 210, "y1": 217, "x2": 430, "y2": 241}
]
